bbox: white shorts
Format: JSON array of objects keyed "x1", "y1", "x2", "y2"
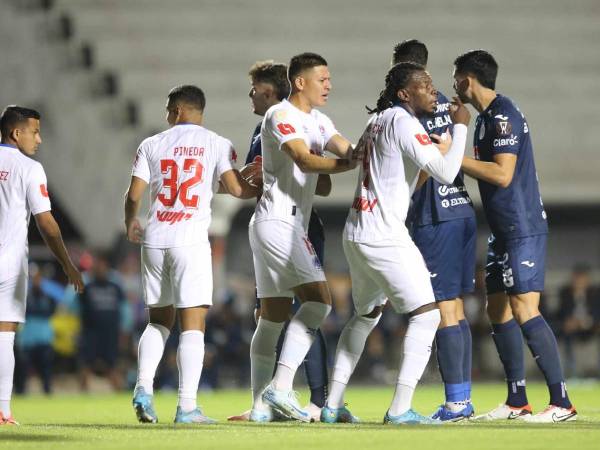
[
  {"x1": 343, "y1": 239, "x2": 435, "y2": 315},
  {"x1": 141, "y1": 241, "x2": 213, "y2": 309},
  {"x1": 0, "y1": 272, "x2": 28, "y2": 323},
  {"x1": 249, "y1": 220, "x2": 326, "y2": 298}
]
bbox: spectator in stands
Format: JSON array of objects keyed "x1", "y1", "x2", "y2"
[
  {"x1": 556, "y1": 263, "x2": 600, "y2": 377},
  {"x1": 77, "y1": 252, "x2": 125, "y2": 390},
  {"x1": 14, "y1": 263, "x2": 64, "y2": 394}
]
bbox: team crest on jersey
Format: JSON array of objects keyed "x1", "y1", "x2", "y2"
[
  {"x1": 496, "y1": 120, "x2": 512, "y2": 136},
  {"x1": 230, "y1": 149, "x2": 238, "y2": 163},
  {"x1": 274, "y1": 110, "x2": 288, "y2": 121}
]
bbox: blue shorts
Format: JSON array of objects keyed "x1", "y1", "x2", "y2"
[
  {"x1": 411, "y1": 216, "x2": 477, "y2": 302},
  {"x1": 485, "y1": 233, "x2": 547, "y2": 295}
]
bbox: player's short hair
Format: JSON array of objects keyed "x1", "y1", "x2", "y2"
[
  {"x1": 392, "y1": 39, "x2": 428, "y2": 66},
  {"x1": 0, "y1": 105, "x2": 41, "y2": 140},
  {"x1": 249, "y1": 60, "x2": 290, "y2": 100},
  {"x1": 454, "y1": 50, "x2": 498, "y2": 90},
  {"x1": 368, "y1": 62, "x2": 425, "y2": 114},
  {"x1": 288, "y1": 52, "x2": 328, "y2": 83},
  {"x1": 167, "y1": 85, "x2": 206, "y2": 111}
]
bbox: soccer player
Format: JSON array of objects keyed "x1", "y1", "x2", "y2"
[
  {"x1": 125, "y1": 85, "x2": 258, "y2": 424},
  {"x1": 393, "y1": 40, "x2": 477, "y2": 421},
  {"x1": 228, "y1": 60, "x2": 330, "y2": 423},
  {"x1": 0, "y1": 105, "x2": 84, "y2": 426},
  {"x1": 249, "y1": 52, "x2": 358, "y2": 422},
  {"x1": 453, "y1": 50, "x2": 577, "y2": 422},
  {"x1": 321, "y1": 62, "x2": 470, "y2": 425}
]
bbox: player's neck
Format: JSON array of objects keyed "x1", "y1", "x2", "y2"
[
  {"x1": 174, "y1": 111, "x2": 203, "y2": 126},
  {"x1": 472, "y1": 89, "x2": 497, "y2": 113},
  {"x1": 288, "y1": 93, "x2": 313, "y2": 114},
  {"x1": 0, "y1": 139, "x2": 17, "y2": 148}
]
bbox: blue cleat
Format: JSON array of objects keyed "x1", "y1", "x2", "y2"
[
  {"x1": 431, "y1": 403, "x2": 473, "y2": 422},
  {"x1": 249, "y1": 407, "x2": 273, "y2": 423},
  {"x1": 174, "y1": 407, "x2": 217, "y2": 424},
  {"x1": 320, "y1": 405, "x2": 360, "y2": 423},
  {"x1": 132, "y1": 386, "x2": 158, "y2": 423},
  {"x1": 262, "y1": 384, "x2": 310, "y2": 422},
  {"x1": 384, "y1": 409, "x2": 440, "y2": 425}
]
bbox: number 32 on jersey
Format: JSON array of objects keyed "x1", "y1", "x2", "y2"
[{"x1": 158, "y1": 158, "x2": 204, "y2": 208}]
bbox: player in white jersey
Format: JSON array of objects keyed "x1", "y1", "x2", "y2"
[
  {"x1": 0, "y1": 106, "x2": 84, "y2": 425},
  {"x1": 124, "y1": 85, "x2": 258, "y2": 424},
  {"x1": 249, "y1": 53, "x2": 360, "y2": 422},
  {"x1": 320, "y1": 62, "x2": 471, "y2": 425}
]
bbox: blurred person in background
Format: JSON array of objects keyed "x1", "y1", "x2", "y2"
[
  {"x1": 14, "y1": 263, "x2": 65, "y2": 395},
  {"x1": 556, "y1": 263, "x2": 600, "y2": 378},
  {"x1": 0, "y1": 105, "x2": 84, "y2": 426},
  {"x1": 77, "y1": 252, "x2": 125, "y2": 391}
]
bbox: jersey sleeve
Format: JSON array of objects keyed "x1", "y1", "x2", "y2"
[
  {"x1": 490, "y1": 107, "x2": 525, "y2": 155},
  {"x1": 26, "y1": 162, "x2": 52, "y2": 215},
  {"x1": 394, "y1": 115, "x2": 440, "y2": 168},
  {"x1": 131, "y1": 141, "x2": 151, "y2": 182},
  {"x1": 216, "y1": 137, "x2": 235, "y2": 177},
  {"x1": 317, "y1": 112, "x2": 339, "y2": 146},
  {"x1": 264, "y1": 106, "x2": 304, "y2": 149}
]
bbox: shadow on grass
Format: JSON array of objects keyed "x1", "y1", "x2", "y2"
[{"x1": 0, "y1": 432, "x2": 76, "y2": 442}]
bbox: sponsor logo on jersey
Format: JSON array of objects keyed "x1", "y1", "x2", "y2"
[
  {"x1": 425, "y1": 114, "x2": 452, "y2": 131},
  {"x1": 0, "y1": 170, "x2": 9, "y2": 181},
  {"x1": 277, "y1": 123, "x2": 296, "y2": 135},
  {"x1": 437, "y1": 185, "x2": 467, "y2": 197},
  {"x1": 230, "y1": 149, "x2": 238, "y2": 163},
  {"x1": 494, "y1": 114, "x2": 509, "y2": 121},
  {"x1": 435, "y1": 102, "x2": 451, "y2": 113},
  {"x1": 414, "y1": 133, "x2": 432, "y2": 145},
  {"x1": 493, "y1": 135, "x2": 519, "y2": 147},
  {"x1": 496, "y1": 120, "x2": 512, "y2": 135},
  {"x1": 40, "y1": 184, "x2": 49, "y2": 198},
  {"x1": 520, "y1": 260, "x2": 535, "y2": 268},
  {"x1": 156, "y1": 210, "x2": 193, "y2": 224},
  {"x1": 440, "y1": 197, "x2": 471, "y2": 208},
  {"x1": 352, "y1": 196, "x2": 378, "y2": 212}
]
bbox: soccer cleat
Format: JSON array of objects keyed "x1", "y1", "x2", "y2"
[
  {"x1": 384, "y1": 409, "x2": 440, "y2": 425},
  {"x1": 430, "y1": 403, "x2": 473, "y2": 422},
  {"x1": 174, "y1": 407, "x2": 217, "y2": 424},
  {"x1": 249, "y1": 407, "x2": 274, "y2": 423},
  {"x1": 522, "y1": 405, "x2": 577, "y2": 423},
  {"x1": 473, "y1": 403, "x2": 532, "y2": 421},
  {"x1": 0, "y1": 412, "x2": 19, "y2": 426},
  {"x1": 304, "y1": 403, "x2": 323, "y2": 423},
  {"x1": 132, "y1": 386, "x2": 158, "y2": 423},
  {"x1": 320, "y1": 405, "x2": 360, "y2": 424},
  {"x1": 262, "y1": 384, "x2": 310, "y2": 422},
  {"x1": 227, "y1": 409, "x2": 251, "y2": 421}
]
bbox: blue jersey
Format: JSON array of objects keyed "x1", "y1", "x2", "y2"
[
  {"x1": 408, "y1": 92, "x2": 474, "y2": 226},
  {"x1": 473, "y1": 94, "x2": 548, "y2": 239},
  {"x1": 246, "y1": 121, "x2": 325, "y2": 250}
]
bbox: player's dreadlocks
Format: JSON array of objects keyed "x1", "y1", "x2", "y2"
[{"x1": 367, "y1": 62, "x2": 425, "y2": 114}]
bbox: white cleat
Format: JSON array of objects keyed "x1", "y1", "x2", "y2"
[
  {"x1": 262, "y1": 383, "x2": 311, "y2": 422},
  {"x1": 304, "y1": 402, "x2": 322, "y2": 422},
  {"x1": 473, "y1": 403, "x2": 532, "y2": 421},
  {"x1": 522, "y1": 405, "x2": 577, "y2": 423}
]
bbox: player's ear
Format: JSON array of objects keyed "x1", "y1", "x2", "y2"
[
  {"x1": 293, "y1": 76, "x2": 304, "y2": 91},
  {"x1": 396, "y1": 88, "x2": 409, "y2": 103}
]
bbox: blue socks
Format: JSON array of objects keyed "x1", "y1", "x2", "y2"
[
  {"x1": 459, "y1": 319, "x2": 472, "y2": 401},
  {"x1": 491, "y1": 319, "x2": 529, "y2": 407},
  {"x1": 521, "y1": 316, "x2": 572, "y2": 409},
  {"x1": 304, "y1": 328, "x2": 328, "y2": 408},
  {"x1": 436, "y1": 325, "x2": 465, "y2": 403}
]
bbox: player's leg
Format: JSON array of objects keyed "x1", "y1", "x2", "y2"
[
  {"x1": 506, "y1": 236, "x2": 575, "y2": 422},
  {"x1": 171, "y1": 242, "x2": 216, "y2": 424},
  {"x1": 0, "y1": 272, "x2": 27, "y2": 425}
]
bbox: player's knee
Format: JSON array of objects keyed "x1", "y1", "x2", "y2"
[{"x1": 362, "y1": 305, "x2": 383, "y2": 319}]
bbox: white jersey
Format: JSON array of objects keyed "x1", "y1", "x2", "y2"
[
  {"x1": 0, "y1": 144, "x2": 51, "y2": 282},
  {"x1": 251, "y1": 99, "x2": 338, "y2": 231},
  {"x1": 132, "y1": 124, "x2": 235, "y2": 248},
  {"x1": 343, "y1": 106, "x2": 441, "y2": 243}
]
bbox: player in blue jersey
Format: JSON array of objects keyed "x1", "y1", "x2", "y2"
[
  {"x1": 226, "y1": 60, "x2": 330, "y2": 422},
  {"x1": 454, "y1": 50, "x2": 576, "y2": 422},
  {"x1": 393, "y1": 40, "x2": 476, "y2": 422}
]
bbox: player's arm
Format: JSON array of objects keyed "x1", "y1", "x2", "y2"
[
  {"x1": 282, "y1": 139, "x2": 357, "y2": 174},
  {"x1": 315, "y1": 174, "x2": 331, "y2": 196},
  {"x1": 124, "y1": 176, "x2": 147, "y2": 244},
  {"x1": 220, "y1": 169, "x2": 259, "y2": 199},
  {"x1": 325, "y1": 134, "x2": 353, "y2": 158},
  {"x1": 461, "y1": 153, "x2": 517, "y2": 188},
  {"x1": 34, "y1": 212, "x2": 84, "y2": 293}
]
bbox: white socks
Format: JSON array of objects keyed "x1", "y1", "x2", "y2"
[
  {"x1": 328, "y1": 314, "x2": 381, "y2": 408},
  {"x1": 135, "y1": 323, "x2": 170, "y2": 395},
  {"x1": 177, "y1": 330, "x2": 205, "y2": 412},
  {"x1": 273, "y1": 302, "x2": 331, "y2": 391},
  {"x1": 0, "y1": 331, "x2": 15, "y2": 417},
  {"x1": 389, "y1": 309, "x2": 440, "y2": 416},
  {"x1": 250, "y1": 318, "x2": 284, "y2": 410}
]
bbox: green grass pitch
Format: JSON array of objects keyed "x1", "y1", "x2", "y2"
[{"x1": 2, "y1": 382, "x2": 599, "y2": 449}]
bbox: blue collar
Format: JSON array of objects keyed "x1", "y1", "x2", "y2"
[{"x1": 0, "y1": 143, "x2": 17, "y2": 150}]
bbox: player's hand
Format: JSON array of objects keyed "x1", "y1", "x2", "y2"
[
  {"x1": 431, "y1": 131, "x2": 452, "y2": 155},
  {"x1": 64, "y1": 264, "x2": 84, "y2": 293},
  {"x1": 240, "y1": 157, "x2": 263, "y2": 189},
  {"x1": 126, "y1": 218, "x2": 144, "y2": 244},
  {"x1": 449, "y1": 96, "x2": 471, "y2": 125}
]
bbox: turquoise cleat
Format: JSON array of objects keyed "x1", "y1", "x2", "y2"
[
  {"x1": 174, "y1": 407, "x2": 217, "y2": 424},
  {"x1": 384, "y1": 409, "x2": 440, "y2": 425},
  {"x1": 249, "y1": 407, "x2": 274, "y2": 423},
  {"x1": 262, "y1": 384, "x2": 310, "y2": 422},
  {"x1": 132, "y1": 386, "x2": 158, "y2": 423},
  {"x1": 320, "y1": 405, "x2": 360, "y2": 423}
]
